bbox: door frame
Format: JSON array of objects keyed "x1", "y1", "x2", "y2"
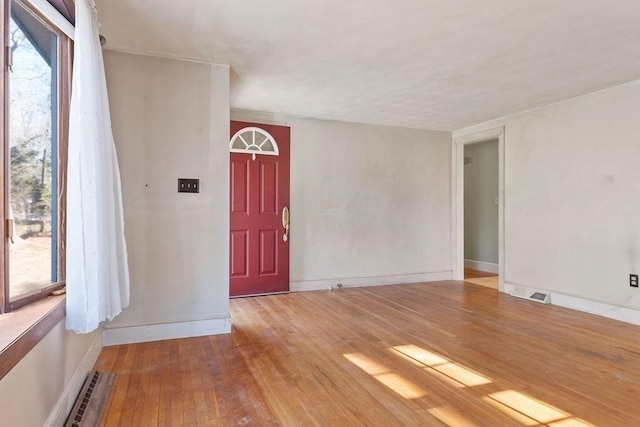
[{"x1": 451, "y1": 127, "x2": 505, "y2": 291}]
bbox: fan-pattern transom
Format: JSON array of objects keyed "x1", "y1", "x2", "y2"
[{"x1": 230, "y1": 127, "x2": 279, "y2": 156}]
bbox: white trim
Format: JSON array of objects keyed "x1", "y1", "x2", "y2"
[
  {"x1": 290, "y1": 271, "x2": 453, "y2": 292},
  {"x1": 464, "y1": 259, "x2": 499, "y2": 274},
  {"x1": 27, "y1": 0, "x2": 75, "y2": 39},
  {"x1": 103, "y1": 316, "x2": 232, "y2": 346},
  {"x1": 230, "y1": 126, "x2": 279, "y2": 156},
  {"x1": 45, "y1": 329, "x2": 103, "y2": 427},
  {"x1": 452, "y1": 127, "x2": 505, "y2": 292},
  {"x1": 503, "y1": 282, "x2": 640, "y2": 326}
]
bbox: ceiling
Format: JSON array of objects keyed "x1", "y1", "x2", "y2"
[{"x1": 95, "y1": 0, "x2": 640, "y2": 131}]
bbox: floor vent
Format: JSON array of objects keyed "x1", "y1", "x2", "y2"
[
  {"x1": 65, "y1": 370, "x2": 115, "y2": 427},
  {"x1": 528, "y1": 292, "x2": 550, "y2": 304},
  {"x1": 510, "y1": 286, "x2": 551, "y2": 304}
]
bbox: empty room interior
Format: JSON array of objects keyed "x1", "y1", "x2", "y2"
[{"x1": 2, "y1": 0, "x2": 640, "y2": 426}]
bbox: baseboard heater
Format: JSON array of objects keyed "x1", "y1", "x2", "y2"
[
  {"x1": 65, "y1": 370, "x2": 115, "y2": 427},
  {"x1": 510, "y1": 286, "x2": 551, "y2": 304}
]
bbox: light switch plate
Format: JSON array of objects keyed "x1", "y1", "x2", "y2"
[{"x1": 178, "y1": 178, "x2": 199, "y2": 193}]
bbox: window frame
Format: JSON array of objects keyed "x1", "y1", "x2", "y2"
[{"x1": 1, "y1": 0, "x2": 71, "y2": 313}]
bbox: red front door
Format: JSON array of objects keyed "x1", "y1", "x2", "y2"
[{"x1": 229, "y1": 121, "x2": 290, "y2": 297}]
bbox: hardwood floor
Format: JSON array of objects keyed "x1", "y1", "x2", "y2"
[
  {"x1": 96, "y1": 281, "x2": 640, "y2": 426},
  {"x1": 464, "y1": 268, "x2": 498, "y2": 279},
  {"x1": 463, "y1": 276, "x2": 499, "y2": 290},
  {"x1": 464, "y1": 269, "x2": 499, "y2": 289}
]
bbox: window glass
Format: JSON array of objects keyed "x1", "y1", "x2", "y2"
[
  {"x1": 229, "y1": 127, "x2": 280, "y2": 156},
  {"x1": 9, "y1": 0, "x2": 59, "y2": 298}
]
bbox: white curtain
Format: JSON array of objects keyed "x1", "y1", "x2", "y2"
[{"x1": 66, "y1": 0, "x2": 130, "y2": 334}]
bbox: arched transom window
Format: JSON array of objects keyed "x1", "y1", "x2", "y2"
[{"x1": 229, "y1": 127, "x2": 279, "y2": 156}]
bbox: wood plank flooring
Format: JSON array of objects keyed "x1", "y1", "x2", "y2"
[
  {"x1": 464, "y1": 269, "x2": 499, "y2": 289},
  {"x1": 95, "y1": 281, "x2": 640, "y2": 426},
  {"x1": 463, "y1": 276, "x2": 499, "y2": 289},
  {"x1": 464, "y1": 268, "x2": 498, "y2": 279}
]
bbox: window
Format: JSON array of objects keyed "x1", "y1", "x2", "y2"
[
  {"x1": 230, "y1": 127, "x2": 280, "y2": 156},
  {"x1": 1, "y1": 0, "x2": 71, "y2": 312}
]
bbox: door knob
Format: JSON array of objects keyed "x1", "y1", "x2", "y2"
[{"x1": 282, "y1": 206, "x2": 290, "y2": 242}]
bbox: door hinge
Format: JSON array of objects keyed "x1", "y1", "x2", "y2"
[
  {"x1": 6, "y1": 46, "x2": 12, "y2": 72},
  {"x1": 6, "y1": 219, "x2": 14, "y2": 243}
]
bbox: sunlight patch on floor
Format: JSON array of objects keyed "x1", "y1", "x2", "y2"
[
  {"x1": 433, "y1": 362, "x2": 492, "y2": 387},
  {"x1": 483, "y1": 390, "x2": 594, "y2": 426},
  {"x1": 392, "y1": 344, "x2": 449, "y2": 366},
  {"x1": 391, "y1": 345, "x2": 595, "y2": 426},
  {"x1": 343, "y1": 353, "x2": 427, "y2": 399},
  {"x1": 391, "y1": 345, "x2": 492, "y2": 387},
  {"x1": 374, "y1": 373, "x2": 427, "y2": 399},
  {"x1": 488, "y1": 390, "x2": 568, "y2": 423},
  {"x1": 482, "y1": 396, "x2": 540, "y2": 426},
  {"x1": 548, "y1": 418, "x2": 595, "y2": 426},
  {"x1": 343, "y1": 353, "x2": 389, "y2": 376}
]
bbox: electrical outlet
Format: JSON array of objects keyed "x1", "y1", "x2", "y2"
[{"x1": 630, "y1": 274, "x2": 639, "y2": 288}]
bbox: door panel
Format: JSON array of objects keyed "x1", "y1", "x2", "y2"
[
  {"x1": 230, "y1": 231, "x2": 248, "y2": 277},
  {"x1": 259, "y1": 230, "x2": 277, "y2": 275},
  {"x1": 230, "y1": 159, "x2": 249, "y2": 213},
  {"x1": 229, "y1": 121, "x2": 290, "y2": 297},
  {"x1": 260, "y1": 161, "x2": 278, "y2": 214}
]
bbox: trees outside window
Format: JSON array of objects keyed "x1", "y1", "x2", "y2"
[{"x1": 2, "y1": 0, "x2": 71, "y2": 311}]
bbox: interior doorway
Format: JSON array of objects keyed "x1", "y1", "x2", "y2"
[
  {"x1": 452, "y1": 127, "x2": 505, "y2": 291},
  {"x1": 463, "y1": 139, "x2": 499, "y2": 289}
]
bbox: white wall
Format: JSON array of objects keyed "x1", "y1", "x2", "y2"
[
  {"x1": 102, "y1": 51, "x2": 231, "y2": 343},
  {"x1": 464, "y1": 139, "x2": 499, "y2": 265},
  {"x1": 103, "y1": 51, "x2": 449, "y2": 342},
  {"x1": 233, "y1": 112, "x2": 453, "y2": 290},
  {"x1": 0, "y1": 322, "x2": 102, "y2": 427},
  {"x1": 454, "y1": 80, "x2": 640, "y2": 312}
]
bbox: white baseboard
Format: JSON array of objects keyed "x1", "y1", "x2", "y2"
[
  {"x1": 103, "y1": 316, "x2": 232, "y2": 346},
  {"x1": 290, "y1": 271, "x2": 453, "y2": 292},
  {"x1": 551, "y1": 293, "x2": 640, "y2": 326},
  {"x1": 503, "y1": 282, "x2": 640, "y2": 326},
  {"x1": 464, "y1": 259, "x2": 499, "y2": 274},
  {"x1": 45, "y1": 329, "x2": 104, "y2": 427}
]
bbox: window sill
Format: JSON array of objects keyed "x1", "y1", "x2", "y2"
[{"x1": 0, "y1": 295, "x2": 66, "y2": 381}]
